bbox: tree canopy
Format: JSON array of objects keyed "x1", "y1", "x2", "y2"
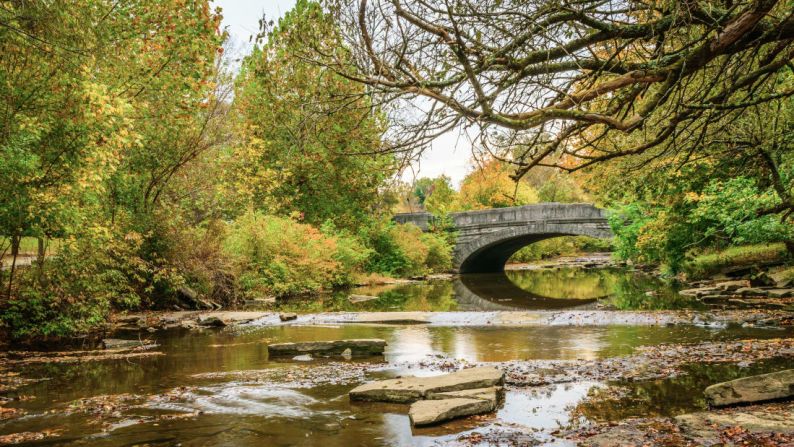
[{"x1": 317, "y1": 0, "x2": 794, "y2": 175}]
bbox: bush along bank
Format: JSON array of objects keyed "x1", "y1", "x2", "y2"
[{"x1": 0, "y1": 213, "x2": 453, "y2": 343}]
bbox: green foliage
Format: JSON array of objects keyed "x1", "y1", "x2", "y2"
[
  {"x1": 360, "y1": 220, "x2": 452, "y2": 277},
  {"x1": 233, "y1": 0, "x2": 394, "y2": 229},
  {"x1": 607, "y1": 176, "x2": 794, "y2": 272},
  {"x1": 688, "y1": 177, "x2": 792, "y2": 246},
  {"x1": 589, "y1": 84, "x2": 794, "y2": 272}
]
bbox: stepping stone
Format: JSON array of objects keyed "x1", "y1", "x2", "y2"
[
  {"x1": 705, "y1": 369, "x2": 794, "y2": 407},
  {"x1": 267, "y1": 339, "x2": 386, "y2": 357},
  {"x1": 409, "y1": 396, "x2": 496, "y2": 426},
  {"x1": 349, "y1": 366, "x2": 504, "y2": 403}
]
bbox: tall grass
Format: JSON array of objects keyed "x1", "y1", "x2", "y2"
[{"x1": 684, "y1": 243, "x2": 789, "y2": 279}]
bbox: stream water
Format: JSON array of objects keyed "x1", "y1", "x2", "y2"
[
  {"x1": 2, "y1": 267, "x2": 792, "y2": 446},
  {"x1": 274, "y1": 266, "x2": 703, "y2": 313}
]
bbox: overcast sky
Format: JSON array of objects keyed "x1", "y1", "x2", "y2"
[{"x1": 211, "y1": 0, "x2": 472, "y2": 186}]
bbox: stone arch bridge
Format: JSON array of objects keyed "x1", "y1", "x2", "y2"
[{"x1": 394, "y1": 203, "x2": 612, "y2": 273}]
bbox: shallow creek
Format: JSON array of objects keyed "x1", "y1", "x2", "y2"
[{"x1": 1, "y1": 267, "x2": 792, "y2": 446}]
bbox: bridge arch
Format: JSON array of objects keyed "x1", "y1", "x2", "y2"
[{"x1": 455, "y1": 221, "x2": 612, "y2": 273}]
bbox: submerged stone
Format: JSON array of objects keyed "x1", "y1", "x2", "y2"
[
  {"x1": 705, "y1": 369, "x2": 794, "y2": 407},
  {"x1": 102, "y1": 339, "x2": 145, "y2": 350},
  {"x1": 349, "y1": 367, "x2": 504, "y2": 403},
  {"x1": 349, "y1": 294, "x2": 378, "y2": 303},
  {"x1": 267, "y1": 339, "x2": 386, "y2": 357}
]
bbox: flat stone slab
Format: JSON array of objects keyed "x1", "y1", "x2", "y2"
[
  {"x1": 409, "y1": 397, "x2": 496, "y2": 426},
  {"x1": 267, "y1": 339, "x2": 386, "y2": 357},
  {"x1": 679, "y1": 287, "x2": 721, "y2": 297},
  {"x1": 349, "y1": 366, "x2": 504, "y2": 403},
  {"x1": 705, "y1": 369, "x2": 794, "y2": 407},
  {"x1": 767, "y1": 288, "x2": 794, "y2": 298},
  {"x1": 426, "y1": 386, "x2": 500, "y2": 401}
]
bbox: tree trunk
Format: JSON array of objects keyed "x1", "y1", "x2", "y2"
[
  {"x1": 6, "y1": 235, "x2": 20, "y2": 300},
  {"x1": 37, "y1": 237, "x2": 45, "y2": 260}
]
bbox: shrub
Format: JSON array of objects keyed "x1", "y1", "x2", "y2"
[
  {"x1": 421, "y1": 231, "x2": 453, "y2": 272},
  {"x1": 224, "y1": 211, "x2": 368, "y2": 298},
  {"x1": 1, "y1": 227, "x2": 148, "y2": 340},
  {"x1": 360, "y1": 219, "x2": 453, "y2": 277}
]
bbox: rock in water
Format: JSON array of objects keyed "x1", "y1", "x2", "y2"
[
  {"x1": 349, "y1": 366, "x2": 504, "y2": 403},
  {"x1": 705, "y1": 369, "x2": 794, "y2": 407},
  {"x1": 197, "y1": 315, "x2": 227, "y2": 327},
  {"x1": 267, "y1": 339, "x2": 386, "y2": 357},
  {"x1": 409, "y1": 397, "x2": 496, "y2": 426},
  {"x1": 279, "y1": 313, "x2": 298, "y2": 322}
]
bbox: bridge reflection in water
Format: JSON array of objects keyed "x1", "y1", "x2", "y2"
[{"x1": 453, "y1": 272, "x2": 600, "y2": 311}]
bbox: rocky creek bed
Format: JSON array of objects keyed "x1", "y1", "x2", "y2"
[
  {"x1": 1, "y1": 315, "x2": 793, "y2": 446},
  {"x1": 2, "y1": 260, "x2": 794, "y2": 445}
]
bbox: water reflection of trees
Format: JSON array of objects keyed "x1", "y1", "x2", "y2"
[
  {"x1": 607, "y1": 273, "x2": 703, "y2": 310},
  {"x1": 277, "y1": 281, "x2": 457, "y2": 313},
  {"x1": 505, "y1": 268, "x2": 617, "y2": 299}
]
